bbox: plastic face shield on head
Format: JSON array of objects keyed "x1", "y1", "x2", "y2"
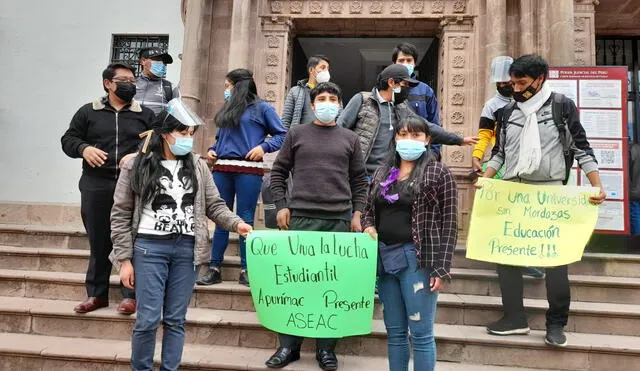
[
  {"x1": 140, "y1": 98, "x2": 204, "y2": 153},
  {"x1": 490, "y1": 56, "x2": 514, "y2": 83}
]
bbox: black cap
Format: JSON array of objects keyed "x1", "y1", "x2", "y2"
[
  {"x1": 139, "y1": 47, "x2": 173, "y2": 64},
  {"x1": 378, "y1": 64, "x2": 419, "y2": 87}
]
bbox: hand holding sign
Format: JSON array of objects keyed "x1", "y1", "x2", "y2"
[{"x1": 467, "y1": 178, "x2": 600, "y2": 267}]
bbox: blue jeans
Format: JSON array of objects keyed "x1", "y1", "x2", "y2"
[
  {"x1": 378, "y1": 243, "x2": 438, "y2": 371},
  {"x1": 131, "y1": 236, "x2": 198, "y2": 371},
  {"x1": 631, "y1": 200, "x2": 640, "y2": 236},
  {"x1": 210, "y1": 171, "x2": 263, "y2": 270}
]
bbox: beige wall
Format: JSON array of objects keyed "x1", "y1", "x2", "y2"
[{"x1": 181, "y1": 0, "x2": 601, "y2": 239}]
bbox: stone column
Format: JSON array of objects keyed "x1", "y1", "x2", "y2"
[
  {"x1": 518, "y1": 0, "x2": 536, "y2": 55},
  {"x1": 439, "y1": 16, "x2": 476, "y2": 241},
  {"x1": 254, "y1": 17, "x2": 293, "y2": 115},
  {"x1": 573, "y1": 0, "x2": 598, "y2": 66},
  {"x1": 180, "y1": 0, "x2": 214, "y2": 152},
  {"x1": 227, "y1": 0, "x2": 252, "y2": 69},
  {"x1": 484, "y1": 0, "x2": 508, "y2": 99},
  {"x1": 547, "y1": 0, "x2": 575, "y2": 65}
]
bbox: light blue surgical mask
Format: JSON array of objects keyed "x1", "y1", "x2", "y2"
[
  {"x1": 314, "y1": 102, "x2": 340, "y2": 124},
  {"x1": 150, "y1": 61, "x2": 167, "y2": 77},
  {"x1": 224, "y1": 88, "x2": 232, "y2": 101},
  {"x1": 169, "y1": 135, "x2": 193, "y2": 156},
  {"x1": 396, "y1": 139, "x2": 426, "y2": 161},
  {"x1": 403, "y1": 63, "x2": 415, "y2": 76}
]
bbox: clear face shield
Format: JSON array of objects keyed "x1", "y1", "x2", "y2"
[
  {"x1": 140, "y1": 98, "x2": 203, "y2": 153},
  {"x1": 490, "y1": 56, "x2": 514, "y2": 83}
]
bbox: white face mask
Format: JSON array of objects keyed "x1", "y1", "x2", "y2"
[{"x1": 316, "y1": 70, "x2": 331, "y2": 83}]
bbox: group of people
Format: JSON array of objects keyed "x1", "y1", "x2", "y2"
[{"x1": 61, "y1": 42, "x2": 611, "y2": 371}]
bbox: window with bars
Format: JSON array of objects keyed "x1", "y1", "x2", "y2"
[
  {"x1": 110, "y1": 34, "x2": 169, "y2": 76},
  {"x1": 596, "y1": 37, "x2": 640, "y2": 142}
]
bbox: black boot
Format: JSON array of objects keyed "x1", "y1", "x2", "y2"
[
  {"x1": 316, "y1": 350, "x2": 338, "y2": 370},
  {"x1": 196, "y1": 268, "x2": 222, "y2": 285}
]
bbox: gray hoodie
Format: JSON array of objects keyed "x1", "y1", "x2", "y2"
[{"x1": 134, "y1": 74, "x2": 174, "y2": 114}]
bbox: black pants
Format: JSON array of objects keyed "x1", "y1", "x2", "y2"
[
  {"x1": 277, "y1": 215, "x2": 349, "y2": 352},
  {"x1": 497, "y1": 264, "x2": 570, "y2": 328},
  {"x1": 80, "y1": 174, "x2": 134, "y2": 300}
]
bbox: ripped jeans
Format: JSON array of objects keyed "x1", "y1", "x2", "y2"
[
  {"x1": 131, "y1": 235, "x2": 198, "y2": 371},
  {"x1": 378, "y1": 243, "x2": 438, "y2": 371}
]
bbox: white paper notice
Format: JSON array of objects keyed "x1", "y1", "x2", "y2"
[
  {"x1": 579, "y1": 80, "x2": 622, "y2": 108},
  {"x1": 547, "y1": 79, "x2": 578, "y2": 105},
  {"x1": 579, "y1": 109, "x2": 623, "y2": 138},
  {"x1": 590, "y1": 139, "x2": 624, "y2": 169},
  {"x1": 566, "y1": 168, "x2": 579, "y2": 186},
  {"x1": 595, "y1": 201, "x2": 625, "y2": 231},
  {"x1": 580, "y1": 170, "x2": 624, "y2": 200}
]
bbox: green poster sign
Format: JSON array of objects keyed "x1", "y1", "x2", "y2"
[{"x1": 246, "y1": 230, "x2": 378, "y2": 338}]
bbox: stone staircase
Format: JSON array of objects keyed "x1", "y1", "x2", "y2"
[{"x1": 0, "y1": 204, "x2": 640, "y2": 370}]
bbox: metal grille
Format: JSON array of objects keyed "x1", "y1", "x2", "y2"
[
  {"x1": 111, "y1": 34, "x2": 169, "y2": 76},
  {"x1": 596, "y1": 37, "x2": 640, "y2": 142}
]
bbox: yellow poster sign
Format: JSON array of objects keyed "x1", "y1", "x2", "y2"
[{"x1": 466, "y1": 178, "x2": 600, "y2": 267}]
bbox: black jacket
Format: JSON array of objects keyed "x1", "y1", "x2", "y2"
[{"x1": 61, "y1": 97, "x2": 155, "y2": 180}]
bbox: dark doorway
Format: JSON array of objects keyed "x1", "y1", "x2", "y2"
[{"x1": 291, "y1": 37, "x2": 439, "y2": 104}]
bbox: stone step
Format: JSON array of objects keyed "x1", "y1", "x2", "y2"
[
  {"x1": 0, "y1": 224, "x2": 242, "y2": 254},
  {"x1": 447, "y1": 267, "x2": 640, "y2": 304},
  {"x1": 454, "y1": 247, "x2": 640, "y2": 278},
  {"x1": 0, "y1": 297, "x2": 638, "y2": 370},
  {"x1": 0, "y1": 333, "x2": 549, "y2": 371},
  {"x1": 4, "y1": 223, "x2": 640, "y2": 276},
  {"x1": 1, "y1": 268, "x2": 639, "y2": 336}
]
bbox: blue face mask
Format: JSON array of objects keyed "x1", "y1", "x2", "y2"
[
  {"x1": 224, "y1": 88, "x2": 232, "y2": 101},
  {"x1": 396, "y1": 139, "x2": 426, "y2": 161},
  {"x1": 403, "y1": 63, "x2": 415, "y2": 76},
  {"x1": 314, "y1": 102, "x2": 340, "y2": 124},
  {"x1": 169, "y1": 135, "x2": 193, "y2": 156},
  {"x1": 150, "y1": 61, "x2": 167, "y2": 77}
]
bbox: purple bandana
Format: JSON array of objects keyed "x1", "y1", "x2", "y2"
[{"x1": 380, "y1": 167, "x2": 400, "y2": 203}]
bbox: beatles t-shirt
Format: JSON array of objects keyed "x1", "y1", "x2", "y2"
[{"x1": 137, "y1": 160, "x2": 195, "y2": 236}]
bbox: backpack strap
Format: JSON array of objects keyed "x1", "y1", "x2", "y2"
[
  {"x1": 499, "y1": 101, "x2": 517, "y2": 129},
  {"x1": 551, "y1": 92, "x2": 573, "y2": 184}
]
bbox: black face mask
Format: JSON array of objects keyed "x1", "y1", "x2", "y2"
[
  {"x1": 394, "y1": 86, "x2": 410, "y2": 104},
  {"x1": 512, "y1": 78, "x2": 541, "y2": 103},
  {"x1": 114, "y1": 82, "x2": 137, "y2": 102},
  {"x1": 497, "y1": 84, "x2": 514, "y2": 98}
]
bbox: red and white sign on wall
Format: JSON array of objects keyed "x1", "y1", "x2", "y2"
[{"x1": 547, "y1": 66, "x2": 630, "y2": 234}]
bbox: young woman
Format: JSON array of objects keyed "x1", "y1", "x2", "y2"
[
  {"x1": 362, "y1": 116, "x2": 458, "y2": 371},
  {"x1": 110, "y1": 100, "x2": 252, "y2": 371},
  {"x1": 198, "y1": 68, "x2": 287, "y2": 287}
]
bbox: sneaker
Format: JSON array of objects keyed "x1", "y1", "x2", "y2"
[
  {"x1": 545, "y1": 326, "x2": 567, "y2": 347},
  {"x1": 196, "y1": 268, "x2": 222, "y2": 285},
  {"x1": 487, "y1": 316, "x2": 530, "y2": 335},
  {"x1": 523, "y1": 267, "x2": 545, "y2": 279},
  {"x1": 239, "y1": 270, "x2": 250, "y2": 287}
]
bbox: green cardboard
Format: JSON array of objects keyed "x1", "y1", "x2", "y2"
[{"x1": 246, "y1": 230, "x2": 378, "y2": 338}]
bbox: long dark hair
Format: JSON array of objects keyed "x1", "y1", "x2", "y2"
[
  {"x1": 214, "y1": 68, "x2": 259, "y2": 128},
  {"x1": 131, "y1": 111, "x2": 199, "y2": 205},
  {"x1": 371, "y1": 116, "x2": 436, "y2": 198}
]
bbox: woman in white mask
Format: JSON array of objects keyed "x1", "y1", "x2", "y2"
[{"x1": 362, "y1": 116, "x2": 458, "y2": 371}]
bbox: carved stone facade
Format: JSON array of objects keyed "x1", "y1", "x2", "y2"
[{"x1": 180, "y1": 0, "x2": 610, "y2": 240}]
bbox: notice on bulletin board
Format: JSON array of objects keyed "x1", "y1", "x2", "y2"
[{"x1": 548, "y1": 66, "x2": 630, "y2": 234}]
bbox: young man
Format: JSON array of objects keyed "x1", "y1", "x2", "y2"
[
  {"x1": 266, "y1": 82, "x2": 368, "y2": 371},
  {"x1": 392, "y1": 42, "x2": 443, "y2": 158},
  {"x1": 61, "y1": 63, "x2": 155, "y2": 314},
  {"x1": 473, "y1": 55, "x2": 545, "y2": 279},
  {"x1": 135, "y1": 47, "x2": 175, "y2": 114},
  {"x1": 338, "y1": 64, "x2": 477, "y2": 177},
  {"x1": 281, "y1": 55, "x2": 331, "y2": 129},
  {"x1": 483, "y1": 54, "x2": 606, "y2": 347}
]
